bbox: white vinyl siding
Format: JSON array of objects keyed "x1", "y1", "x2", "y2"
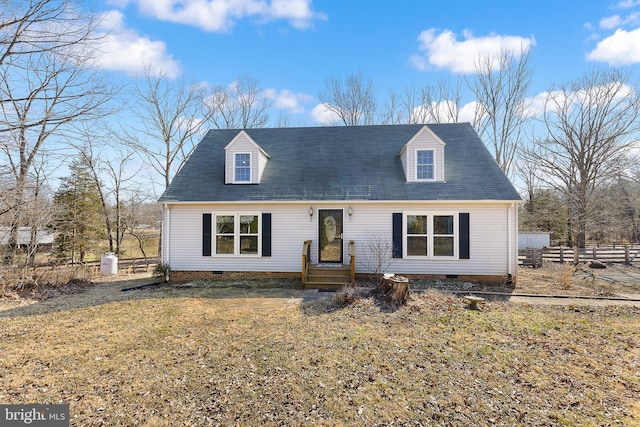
[{"x1": 163, "y1": 202, "x2": 518, "y2": 277}]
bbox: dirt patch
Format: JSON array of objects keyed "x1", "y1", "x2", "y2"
[{"x1": 0, "y1": 272, "x2": 306, "y2": 317}]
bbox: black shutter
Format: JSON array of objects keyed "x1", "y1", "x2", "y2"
[
  {"x1": 459, "y1": 213, "x2": 470, "y2": 259},
  {"x1": 202, "y1": 213, "x2": 212, "y2": 256},
  {"x1": 262, "y1": 213, "x2": 272, "y2": 257},
  {"x1": 392, "y1": 212, "x2": 403, "y2": 258}
]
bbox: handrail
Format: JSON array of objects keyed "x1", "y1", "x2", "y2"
[
  {"x1": 348, "y1": 240, "x2": 355, "y2": 285},
  {"x1": 302, "y1": 240, "x2": 312, "y2": 284}
]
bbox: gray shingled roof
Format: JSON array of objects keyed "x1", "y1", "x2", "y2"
[{"x1": 159, "y1": 123, "x2": 521, "y2": 202}]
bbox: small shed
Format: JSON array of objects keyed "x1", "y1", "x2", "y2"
[{"x1": 518, "y1": 231, "x2": 550, "y2": 250}]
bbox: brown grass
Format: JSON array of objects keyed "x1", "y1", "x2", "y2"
[
  {"x1": 0, "y1": 274, "x2": 638, "y2": 426},
  {"x1": 515, "y1": 263, "x2": 640, "y2": 297}
]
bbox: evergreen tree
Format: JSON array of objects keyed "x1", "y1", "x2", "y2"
[
  {"x1": 53, "y1": 158, "x2": 104, "y2": 262},
  {"x1": 519, "y1": 189, "x2": 567, "y2": 243}
]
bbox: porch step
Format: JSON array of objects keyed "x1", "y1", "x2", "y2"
[{"x1": 304, "y1": 264, "x2": 352, "y2": 289}]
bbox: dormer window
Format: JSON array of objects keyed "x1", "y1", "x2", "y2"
[
  {"x1": 234, "y1": 153, "x2": 251, "y2": 183},
  {"x1": 225, "y1": 131, "x2": 270, "y2": 185},
  {"x1": 399, "y1": 126, "x2": 446, "y2": 183},
  {"x1": 416, "y1": 149, "x2": 434, "y2": 181}
]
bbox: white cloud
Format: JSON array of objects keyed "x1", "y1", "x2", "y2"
[
  {"x1": 521, "y1": 91, "x2": 566, "y2": 118},
  {"x1": 522, "y1": 84, "x2": 633, "y2": 118},
  {"x1": 310, "y1": 103, "x2": 340, "y2": 125},
  {"x1": 458, "y1": 101, "x2": 478, "y2": 123},
  {"x1": 94, "y1": 10, "x2": 181, "y2": 78},
  {"x1": 599, "y1": 12, "x2": 640, "y2": 29},
  {"x1": 122, "y1": 0, "x2": 326, "y2": 32},
  {"x1": 263, "y1": 88, "x2": 314, "y2": 113},
  {"x1": 410, "y1": 28, "x2": 536, "y2": 74},
  {"x1": 600, "y1": 15, "x2": 623, "y2": 29},
  {"x1": 614, "y1": 0, "x2": 640, "y2": 9},
  {"x1": 587, "y1": 27, "x2": 640, "y2": 65}
]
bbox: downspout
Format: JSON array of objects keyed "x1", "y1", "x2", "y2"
[
  {"x1": 507, "y1": 202, "x2": 516, "y2": 277},
  {"x1": 162, "y1": 203, "x2": 170, "y2": 266}
]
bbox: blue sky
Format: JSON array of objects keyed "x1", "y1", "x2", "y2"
[{"x1": 91, "y1": 0, "x2": 640, "y2": 125}]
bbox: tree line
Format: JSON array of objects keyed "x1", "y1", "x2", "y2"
[{"x1": 1, "y1": 0, "x2": 639, "y2": 271}]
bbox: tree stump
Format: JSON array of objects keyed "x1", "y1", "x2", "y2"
[{"x1": 376, "y1": 274, "x2": 410, "y2": 308}]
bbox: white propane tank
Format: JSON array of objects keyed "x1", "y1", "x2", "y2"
[{"x1": 100, "y1": 253, "x2": 118, "y2": 275}]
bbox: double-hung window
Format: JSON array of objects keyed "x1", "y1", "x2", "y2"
[
  {"x1": 214, "y1": 213, "x2": 260, "y2": 255},
  {"x1": 234, "y1": 153, "x2": 251, "y2": 183},
  {"x1": 405, "y1": 212, "x2": 457, "y2": 258},
  {"x1": 416, "y1": 149, "x2": 434, "y2": 181}
]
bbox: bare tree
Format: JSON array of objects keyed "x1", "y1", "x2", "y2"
[
  {"x1": 0, "y1": 0, "x2": 92, "y2": 67},
  {"x1": 207, "y1": 74, "x2": 271, "y2": 129},
  {"x1": 380, "y1": 87, "x2": 403, "y2": 125},
  {"x1": 0, "y1": 0, "x2": 114, "y2": 264},
  {"x1": 319, "y1": 71, "x2": 376, "y2": 125},
  {"x1": 128, "y1": 70, "x2": 214, "y2": 190},
  {"x1": 381, "y1": 78, "x2": 467, "y2": 125},
  {"x1": 362, "y1": 234, "x2": 395, "y2": 275},
  {"x1": 75, "y1": 132, "x2": 139, "y2": 256},
  {"x1": 468, "y1": 48, "x2": 533, "y2": 176},
  {"x1": 522, "y1": 68, "x2": 640, "y2": 253},
  {"x1": 123, "y1": 193, "x2": 160, "y2": 267},
  {"x1": 410, "y1": 78, "x2": 465, "y2": 124}
]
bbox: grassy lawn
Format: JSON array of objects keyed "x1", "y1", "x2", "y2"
[{"x1": 0, "y1": 283, "x2": 638, "y2": 426}]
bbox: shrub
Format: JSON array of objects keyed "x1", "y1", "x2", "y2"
[{"x1": 153, "y1": 263, "x2": 171, "y2": 283}]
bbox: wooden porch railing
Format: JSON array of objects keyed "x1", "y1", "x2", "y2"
[
  {"x1": 348, "y1": 240, "x2": 355, "y2": 285},
  {"x1": 302, "y1": 240, "x2": 311, "y2": 284}
]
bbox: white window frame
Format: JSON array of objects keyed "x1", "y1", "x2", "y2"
[
  {"x1": 213, "y1": 212, "x2": 261, "y2": 257},
  {"x1": 403, "y1": 212, "x2": 458, "y2": 259},
  {"x1": 233, "y1": 152, "x2": 252, "y2": 183},
  {"x1": 415, "y1": 149, "x2": 435, "y2": 181}
]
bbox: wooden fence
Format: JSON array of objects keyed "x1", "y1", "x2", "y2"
[
  {"x1": 519, "y1": 247, "x2": 640, "y2": 266},
  {"x1": 72, "y1": 257, "x2": 160, "y2": 274}
]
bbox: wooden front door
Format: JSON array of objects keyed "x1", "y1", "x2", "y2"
[{"x1": 319, "y1": 209, "x2": 343, "y2": 263}]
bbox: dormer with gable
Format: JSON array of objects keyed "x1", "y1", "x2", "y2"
[
  {"x1": 399, "y1": 125, "x2": 446, "y2": 182},
  {"x1": 224, "y1": 130, "x2": 270, "y2": 184}
]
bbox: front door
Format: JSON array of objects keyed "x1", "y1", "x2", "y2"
[{"x1": 319, "y1": 209, "x2": 343, "y2": 263}]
